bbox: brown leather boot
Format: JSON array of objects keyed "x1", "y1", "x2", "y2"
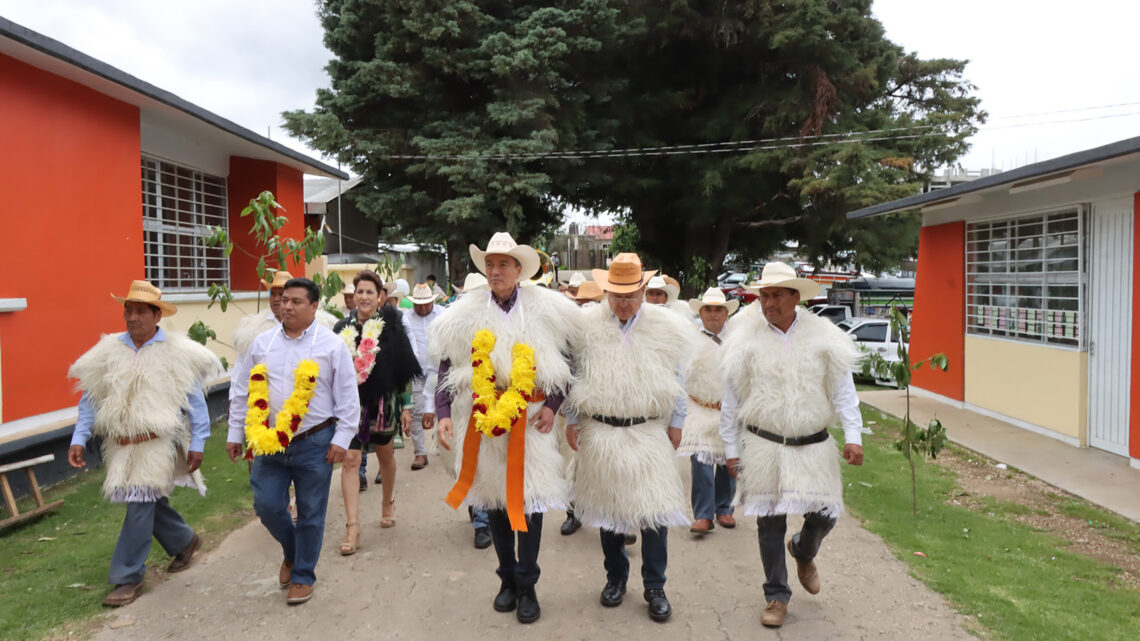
[
  {"x1": 286, "y1": 582, "x2": 313, "y2": 605},
  {"x1": 788, "y1": 539, "x2": 820, "y2": 594},
  {"x1": 278, "y1": 559, "x2": 294, "y2": 588},
  {"x1": 689, "y1": 518, "x2": 714, "y2": 535},
  {"x1": 761, "y1": 600, "x2": 787, "y2": 627},
  {"x1": 102, "y1": 583, "x2": 143, "y2": 607}
]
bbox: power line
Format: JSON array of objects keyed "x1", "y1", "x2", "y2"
[{"x1": 376, "y1": 106, "x2": 1140, "y2": 162}]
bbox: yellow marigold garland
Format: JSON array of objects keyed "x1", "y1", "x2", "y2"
[
  {"x1": 244, "y1": 359, "x2": 321, "y2": 456},
  {"x1": 470, "y1": 329, "x2": 536, "y2": 438}
]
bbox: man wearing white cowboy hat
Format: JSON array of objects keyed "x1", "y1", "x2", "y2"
[
  {"x1": 678, "y1": 288, "x2": 739, "y2": 536},
  {"x1": 404, "y1": 283, "x2": 444, "y2": 470},
  {"x1": 718, "y1": 262, "x2": 865, "y2": 628},
  {"x1": 564, "y1": 252, "x2": 695, "y2": 623},
  {"x1": 340, "y1": 280, "x2": 356, "y2": 317},
  {"x1": 646, "y1": 274, "x2": 696, "y2": 319},
  {"x1": 67, "y1": 280, "x2": 223, "y2": 607},
  {"x1": 564, "y1": 271, "x2": 587, "y2": 298},
  {"x1": 428, "y1": 231, "x2": 579, "y2": 624}
]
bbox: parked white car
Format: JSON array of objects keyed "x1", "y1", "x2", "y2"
[
  {"x1": 837, "y1": 317, "x2": 907, "y2": 387},
  {"x1": 809, "y1": 304, "x2": 852, "y2": 325}
]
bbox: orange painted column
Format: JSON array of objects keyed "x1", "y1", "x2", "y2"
[
  {"x1": 226, "y1": 158, "x2": 307, "y2": 291},
  {"x1": 1130, "y1": 193, "x2": 1140, "y2": 460},
  {"x1": 0, "y1": 54, "x2": 142, "y2": 422},
  {"x1": 910, "y1": 221, "x2": 966, "y2": 400}
]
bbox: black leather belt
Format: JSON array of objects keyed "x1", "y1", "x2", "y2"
[
  {"x1": 746, "y1": 425, "x2": 829, "y2": 446},
  {"x1": 291, "y1": 417, "x2": 336, "y2": 443},
  {"x1": 591, "y1": 415, "x2": 649, "y2": 427}
]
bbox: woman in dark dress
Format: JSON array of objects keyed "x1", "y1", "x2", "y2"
[{"x1": 332, "y1": 271, "x2": 421, "y2": 554}]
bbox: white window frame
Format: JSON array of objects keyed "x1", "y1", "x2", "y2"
[
  {"x1": 965, "y1": 206, "x2": 1086, "y2": 349},
  {"x1": 141, "y1": 156, "x2": 229, "y2": 292}
]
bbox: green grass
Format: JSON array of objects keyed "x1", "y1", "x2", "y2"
[
  {"x1": 842, "y1": 407, "x2": 1140, "y2": 641},
  {"x1": 1051, "y1": 498, "x2": 1140, "y2": 556},
  {"x1": 0, "y1": 423, "x2": 253, "y2": 641}
]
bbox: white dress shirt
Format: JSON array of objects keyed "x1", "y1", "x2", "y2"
[
  {"x1": 228, "y1": 318, "x2": 361, "y2": 450},
  {"x1": 403, "y1": 304, "x2": 445, "y2": 410},
  {"x1": 720, "y1": 317, "x2": 862, "y2": 459}
]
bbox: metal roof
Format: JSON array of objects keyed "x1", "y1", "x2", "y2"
[
  {"x1": 846, "y1": 134, "x2": 1140, "y2": 219},
  {"x1": 0, "y1": 17, "x2": 347, "y2": 180}
]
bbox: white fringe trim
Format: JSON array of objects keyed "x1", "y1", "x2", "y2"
[
  {"x1": 737, "y1": 494, "x2": 843, "y2": 519},
  {"x1": 574, "y1": 508, "x2": 691, "y2": 534},
  {"x1": 678, "y1": 450, "x2": 725, "y2": 466},
  {"x1": 108, "y1": 485, "x2": 166, "y2": 504},
  {"x1": 461, "y1": 496, "x2": 568, "y2": 516}
]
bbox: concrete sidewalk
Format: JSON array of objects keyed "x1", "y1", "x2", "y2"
[
  {"x1": 860, "y1": 389, "x2": 1140, "y2": 524},
  {"x1": 83, "y1": 450, "x2": 974, "y2": 640}
]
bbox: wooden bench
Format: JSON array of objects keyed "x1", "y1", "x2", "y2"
[{"x1": 0, "y1": 454, "x2": 65, "y2": 529}]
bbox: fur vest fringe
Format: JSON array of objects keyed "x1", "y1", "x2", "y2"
[
  {"x1": 427, "y1": 286, "x2": 580, "y2": 513},
  {"x1": 678, "y1": 330, "x2": 728, "y2": 465},
  {"x1": 233, "y1": 310, "x2": 277, "y2": 360},
  {"x1": 721, "y1": 307, "x2": 858, "y2": 517},
  {"x1": 69, "y1": 332, "x2": 223, "y2": 503},
  {"x1": 567, "y1": 304, "x2": 694, "y2": 532}
]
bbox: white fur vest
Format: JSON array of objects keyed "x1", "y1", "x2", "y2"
[
  {"x1": 427, "y1": 286, "x2": 580, "y2": 512},
  {"x1": 69, "y1": 331, "x2": 223, "y2": 502},
  {"x1": 567, "y1": 303, "x2": 695, "y2": 532},
  {"x1": 233, "y1": 310, "x2": 277, "y2": 361},
  {"x1": 720, "y1": 306, "x2": 859, "y2": 517},
  {"x1": 678, "y1": 329, "x2": 728, "y2": 465}
]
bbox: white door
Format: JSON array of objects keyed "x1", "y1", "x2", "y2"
[{"x1": 1087, "y1": 201, "x2": 1133, "y2": 455}]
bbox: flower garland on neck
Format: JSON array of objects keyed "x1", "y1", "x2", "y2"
[
  {"x1": 244, "y1": 360, "x2": 320, "y2": 455},
  {"x1": 470, "y1": 329, "x2": 536, "y2": 437},
  {"x1": 338, "y1": 316, "x2": 385, "y2": 384}
]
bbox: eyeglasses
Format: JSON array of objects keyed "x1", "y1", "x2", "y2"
[{"x1": 608, "y1": 292, "x2": 643, "y2": 304}]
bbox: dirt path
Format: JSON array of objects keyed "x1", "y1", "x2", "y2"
[{"x1": 84, "y1": 452, "x2": 975, "y2": 640}]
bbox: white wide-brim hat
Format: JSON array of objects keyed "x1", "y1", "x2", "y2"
[
  {"x1": 459, "y1": 272, "x2": 489, "y2": 293},
  {"x1": 645, "y1": 275, "x2": 680, "y2": 304},
  {"x1": 568, "y1": 272, "x2": 587, "y2": 287},
  {"x1": 744, "y1": 262, "x2": 821, "y2": 300},
  {"x1": 689, "y1": 287, "x2": 739, "y2": 315},
  {"x1": 470, "y1": 232, "x2": 541, "y2": 280},
  {"x1": 409, "y1": 282, "x2": 438, "y2": 304}
]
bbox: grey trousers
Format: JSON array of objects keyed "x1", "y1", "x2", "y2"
[
  {"x1": 756, "y1": 512, "x2": 837, "y2": 603},
  {"x1": 108, "y1": 497, "x2": 195, "y2": 585},
  {"x1": 409, "y1": 380, "x2": 427, "y2": 456}
]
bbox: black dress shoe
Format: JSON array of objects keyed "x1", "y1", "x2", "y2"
[
  {"x1": 644, "y1": 589, "x2": 672, "y2": 622},
  {"x1": 560, "y1": 515, "x2": 581, "y2": 536},
  {"x1": 358, "y1": 475, "x2": 367, "y2": 492},
  {"x1": 600, "y1": 580, "x2": 626, "y2": 607},
  {"x1": 375, "y1": 472, "x2": 383, "y2": 484},
  {"x1": 493, "y1": 582, "x2": 517, "y2": 612},
  {"x1": 624, "y1": 532, "x2": 637, "y2": 546},
  {"x1": 473, "y1": 527, "x2": 493, "y2": 550},
  {"x1": 516, "y1": 587, "x2": 541, "y2": 623}
]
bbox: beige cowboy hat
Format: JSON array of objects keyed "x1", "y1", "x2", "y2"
[
  {"x1": 111, "y1": 280, "x2": 177, "y2": 316},
  {"x1": 593, "y1": 253, "x2": 657, "y2": 294},
  {"x1": 469, "y1": 232, "x2": 541, "y2": 280},
  {"x1": 573, "y1": 280, "x2": 604, "y2": 302},
  {"x1": 744, "y1": 262, "x2": 821, "y2": 300},
  {"x1": 645, "y1": 275, "x2": 680, "y2": 304},
  {"x1": 689, "y1": 287, "x2": 739, "y2": 315},
  {"x1": 458, "y1": 272, "x2": 489, "y2": 293},
  {"x1": 409, "y1": 282, "x2": 438, "y2": 304},
  {"x1": 262, "y1": 270, "x2": 294, "y2": 290}
]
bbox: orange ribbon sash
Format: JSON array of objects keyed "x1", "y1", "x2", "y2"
[{"x1": 444, "y1": 390, "x2": 544, "y2": 532}]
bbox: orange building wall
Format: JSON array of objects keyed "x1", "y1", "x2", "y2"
[
  {"x1": 910, "y1": 221, "x2": 966, "y2": 400},
  {"x1": 226, "y1": 157, "x2": 307, "y2": 290},
  {"x1": 1132, "y1": 193, "x2": 1140, "y2": 459},
  {"x1": 0, "y1": 54, "x2": 142, "y2": 422}
]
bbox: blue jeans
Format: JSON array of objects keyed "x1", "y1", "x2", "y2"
[
  {"x1": 108, "y1": 497, "x2": 195, "y2": 585},
  {"x1": 690, "y1": 455, "x2": 736, "y2": 520},
  {"x1": 471, "y1": 506, "x2": 490, "y2": 530},
  {"x1": 250, "y1": 426, "x2": 334, "y2": 586}
]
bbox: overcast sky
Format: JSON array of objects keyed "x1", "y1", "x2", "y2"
[{"x1": 4, "y1": 0, "x2": 1138, "y2": 179}]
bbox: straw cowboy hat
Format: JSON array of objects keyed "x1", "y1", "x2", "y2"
[
  {"x1": 409, "y1": 282, "x2": 438, "y2": 304},
  {"x1": 458, "y1": 272, "x2": 489, "y2": 293},
  {"x1": 744, "y1": 262, "x2": 821, "y2": 300},
  {"x1": 593, "y1": 253, "x2": 657, "y2": 294},
  {"x1": 262, "y1": 270, "x2": 294, "y2": 290},
  {"x1": 645, "y1": 275, "x2": 680, "y2": 304},
  {"x1": 574, "y1": 280, "x2": 604, "y2": 302},
  {"x1": 689, "y1": 287, "x2": 739, "y2": 315},
  {"x1": 469, "y1": 232, "x2": 541, "y2": 280},
  {"x1": 111, "y1": 280, "x2": 177, "y2": 316}
]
